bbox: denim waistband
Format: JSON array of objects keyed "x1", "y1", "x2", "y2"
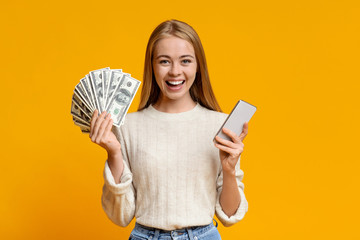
[{"x1": 133, "y1": 220, "x2": 217, "y2": 240}]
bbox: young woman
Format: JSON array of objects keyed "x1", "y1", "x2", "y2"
[{"x1": 90, "y1": 19, "x2": 249, "y2": 240}]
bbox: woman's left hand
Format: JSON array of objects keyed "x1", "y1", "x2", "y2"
[{"x1": 214, "y1": 122, "x2": 249, "y2": 175}]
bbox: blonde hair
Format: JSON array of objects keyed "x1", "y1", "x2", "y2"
[{"x1": 138, "y1": 19, "x2": 222, "y2": 112}]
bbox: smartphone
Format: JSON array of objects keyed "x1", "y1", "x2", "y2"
[{"x1": 214, "y1": 100, "x2": 257, "y2": 142}]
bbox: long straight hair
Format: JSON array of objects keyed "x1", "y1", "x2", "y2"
[{"x1": 138, "y1": 20, "x2": 222, "y2": 112}]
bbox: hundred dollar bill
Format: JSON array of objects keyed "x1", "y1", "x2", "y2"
[
  {"x1": 72, "y1": 115, "x2": 90, "y2": 126},
  {"x1": 102, "y1": 68, "x2": 111, "y2": 107},
  {"x1": 74, "y1": 83, "x2": 94, "y2": 112},
  {"x1": 103, "y1": 69, "x2": 122, "y2": 106},
  {"x1": 106, "y1": 75, "x2": 140, "y2": 127},
  {"x1": 106, "y1": 72, "x2": 131, "y2": 110},
  {"x1": 72, "y1": 93, "x2": 93, "y2": 119},
  {"x1": 80, "y1": 75, "x2": 96, "y2": 111},
  {"x1": 72, "y1": 68, "x2": 140, "y2": 133},
  {"x1": 90, "y1": 67, "x2": 109, "y2": 112},
  {"x1": 105, "y1": 70, "x2": 124, "y2": 109},
  {"x1": 71, "y1": 100, "x2": 91, "y2": 124}
]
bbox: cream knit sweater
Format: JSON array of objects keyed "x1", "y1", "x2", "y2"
[{"x1": 101, "y1": 103, "x2": 248, "y2": 230}]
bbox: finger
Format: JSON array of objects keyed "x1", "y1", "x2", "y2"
[
  {"x1": 239, "y1": 122, "x2": 249, "y2": 142},
  {"x1": 222, "y1": 127, "x2": 241, "y2": 144},
  {"x1": 90, "y1": 109, "x2": 99, "y2": 138},
  {"x1": 95, "y1": 113, "x2": 111, "y2": 144},
  {"x1": 214, "y1": 142, "x2": 240, "y2": 157},
  {"x1": 91, "y1": 111, "x2": 107, "y2": 142},
  {"x1": 102, "y1": 117, "x2": 113, "y2": 139},
  {"x1": 215, "y1": 135, "x2": 237, "y2": 149}
]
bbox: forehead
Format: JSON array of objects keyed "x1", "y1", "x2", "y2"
[{"x1": 153, "y1": 36, "x2": 195, "y2": 57}]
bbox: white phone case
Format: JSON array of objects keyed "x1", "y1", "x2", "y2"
[{"x1": 214, "y1": 100, "x2": 257, "y2": 142}]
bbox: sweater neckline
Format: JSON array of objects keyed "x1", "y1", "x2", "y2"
[{"x1": 144, "y1": 102, "x2": 202, "y2": 121}]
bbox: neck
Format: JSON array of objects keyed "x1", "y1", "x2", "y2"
[{"x1": 153, "y1": 94, "x2": 197, "y2": 113}]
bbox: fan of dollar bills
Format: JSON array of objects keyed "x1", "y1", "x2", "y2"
[{"x1": 71, "y1": 67, "x2": 141, "y2": 134}]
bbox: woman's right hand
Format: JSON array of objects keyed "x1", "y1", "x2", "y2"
[
  {"x1": 90, "y1": 110, "x2": 124, "y2": 183},
  {"x1": 89, "y1": 110, "x2": 121, "y2": 155}
]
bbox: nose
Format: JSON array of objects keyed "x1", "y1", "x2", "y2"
[{"x1": 169, "y1": 62, "x2": 181, "y2": 76}]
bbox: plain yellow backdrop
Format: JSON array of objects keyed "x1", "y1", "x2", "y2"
[{"x1": 1, "y1": 0, "x2": 359, "y2": 239}]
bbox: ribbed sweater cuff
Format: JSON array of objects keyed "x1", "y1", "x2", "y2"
[
  {"x1": 103, "y1": 160, "x2": 133, "y2": 195},
  {"x1": 215, "y1": 187, "x2": 248, "y2": 227}
]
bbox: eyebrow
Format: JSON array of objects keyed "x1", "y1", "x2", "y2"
[{"x1": 155, "y1": 54, "x2": 195, "y2": 59}]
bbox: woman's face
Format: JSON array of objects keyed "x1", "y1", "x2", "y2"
[{"x1": 152, "y1": 36, "x2": 197, "y2": 103}]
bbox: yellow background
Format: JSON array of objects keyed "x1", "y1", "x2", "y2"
[{"x1": 1, "y1": 0, "x2": 359, "y2": 239}]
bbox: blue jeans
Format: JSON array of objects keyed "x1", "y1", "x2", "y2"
[{"x1": 129, "y1": 220, "x2": 221, "y2": 240}]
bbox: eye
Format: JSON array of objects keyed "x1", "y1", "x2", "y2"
[
  {"x1": 159, "y1": 59, "x2": 170, "y2": 64},
  {"x1": 182, "y1": 59, "x2": 192, "y2": 64}
]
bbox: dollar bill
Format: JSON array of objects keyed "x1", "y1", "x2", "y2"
[
  {"x1": 72, "y1": 68, "x2": 140, "y2": 133},
  {"x1": 105, "y1": 70, "x2": 124, "y2": 110},
  {"x1": 74, "y1": 83, "x2": 94, "y2": 112},
  {"x1": 71, "y1": 100, "x2": 91, "y2": 124},
  {"x1": 103, "y1": 69, "x2": 122, "y2": 106},
  {"x1": 105, "y1": 72, "x2": 131, "y2": 109},
  {"x1": 102, "y1": 68, "x2": 111, "y2": 107},
  {"x1": 90, "y1": 67, "x2": 109, "y2": 112},
  {"x1": 72, "y1": 93, "x2": 93, "y2": 119},
  {"x1": 72, "y1": 115, "x2": 90, "y2": 126},
  {"x1": 80, "y1": 75, "x2": 96, "y2": 111},
  {"x1": 106, "y1": 75, "x2": 140, "y2": 127}
]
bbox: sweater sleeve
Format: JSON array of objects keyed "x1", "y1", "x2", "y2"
[
  {"x1": 101, "y1": 126, "x2": 136, "y2": 227},
  {"x1": 215, "y1": 156, "x2": 248, "y2": 226}
]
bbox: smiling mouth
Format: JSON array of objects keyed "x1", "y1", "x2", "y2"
[{"x1": 166, "y1": 80, "x2": 185, "y2": 87}]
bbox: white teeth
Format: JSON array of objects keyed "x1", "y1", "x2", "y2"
[{"x1": 167, "y1": 80, "x2": 183, "y2": 85}]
